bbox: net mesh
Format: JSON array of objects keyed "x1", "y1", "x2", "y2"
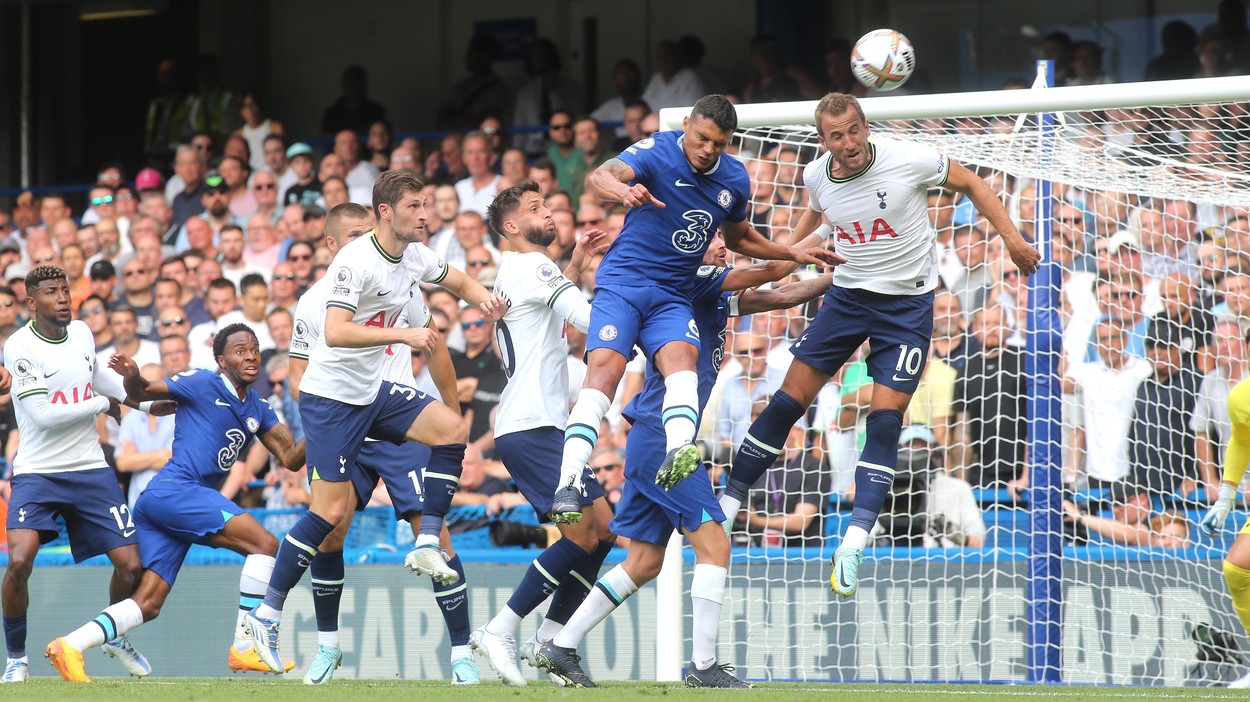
[{"x1": 698, "y1": 96, "x2": 1250, "y2": 684}]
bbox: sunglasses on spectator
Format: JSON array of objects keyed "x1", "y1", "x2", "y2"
[
  {"x1": 1111, "y1": 290, "x2": 1141, "y2": 299},
  {"x1": 90, "y1": 196, "x2": 114, "y2": 206},
  {"x1": 466, "y1": 258, "x2": 492, "y2": 268},
  {"x1": 1056, "y1": 216, "x2": 1083, "y2": 225},
  {"x1": 274, "y1": 273, "x2": 297, "y2": 280},
  {"x1": 549, "y1": 123, "x2": 572, "y2": 131},
  {"x1": 287, "y1": 254, "x2": 312, "y2": 261},
  {"x1": 593, "y1": 462, "x2": 622, "y2": 474},
  {"x1": 461, "y1": 320, "x2": 488, "y2": 330},
  {"x1": 205, "y1": 187, "x2": 227, "y2": 196},
  {"x1": 253, "y1": 183, "x2": 276, "y2": 191},
  {"x1": 124, "y1": 269, "x2": 148, "y2": 277},
  {"x1": 159, "y1": 317, "x2": 187, "y2": 326}
]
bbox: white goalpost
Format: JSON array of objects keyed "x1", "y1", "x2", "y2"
[{"x1": 650, "y1": 73, "x2": 1250, "y2": 685}]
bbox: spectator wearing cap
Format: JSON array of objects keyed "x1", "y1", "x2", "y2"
[
  {"x1": 172, "y1": 170, "x2": 237, "y2": 253},
  {"x1": 5, "y1": 265, "x2": 28, "y2": 305},
  {"x1": 1065, "y1": 318, "x2": 1154, "y2": 490},
  {"x1": 170, "y1": 144, "x2": 207, "y2": 228},
  {"x1": 1127, "y1": 318, "x2": 1201, "y2": 498},
  {"x1": 88, "y1": 260, "x2": 118, "y2": 304},
  {"x1": 1192, "y1": 319, "x2": 1250, "y2": 502},
  {"x1": 282, "y1": 142, "x2": 321, "y2": 208},
  {"x1": 135, "y1": 167, "x2": 164, "y2": 195}
]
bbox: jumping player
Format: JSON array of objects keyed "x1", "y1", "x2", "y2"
[
  {"x1": 551, "y1": 94, "x2": 839, "y2": 523},
  {"x1": 719, "y1": 93, "x2": 1040, "y2": 597},
  {"x1": 537, "y1": 230, "x2": 833, "y2": 688}
]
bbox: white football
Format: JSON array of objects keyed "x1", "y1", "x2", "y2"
[{"x1": 851, "y1": 29, "x2": 915, "y2": 91}]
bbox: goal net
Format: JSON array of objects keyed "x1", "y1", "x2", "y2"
[{"x1": 670, "y1": 75, "x2": 1250, "y2": 685}]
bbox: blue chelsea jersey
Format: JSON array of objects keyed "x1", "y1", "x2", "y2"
[
  {"x1": 154, "y1": 369, "x2": 280, "y2": 488},
  {"x1": 596, "y1": 131, "x2": 749, "y2": 295},
  {"x1": 623, "y1": 265, "x2": 733, "y2": 426}
]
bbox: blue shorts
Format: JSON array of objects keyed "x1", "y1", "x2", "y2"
[
  {"x1": 7, "y1": 467, "x2": 136, "y2": 563},
  {"x1": 133, "y1": 481, "x2": 246, "y2": 586},
  {"x1": 791, "y1": 286, "x2": 934, "y2": 394},
  {"x1": 495, "y1": 427, "x2": 604, "y2": 523},
  {"x1": 586, "y1": 285, "x2": 699, "y2": 359},
  {"x1": 610, "y1": 421, "x2": 723, "y2": 545},
  {"x1": 300, "y1": 381, "x2": 436, "y2": 483},
  {"x1": 352, "y1": 439, "x2": 429, "y2": 518}
]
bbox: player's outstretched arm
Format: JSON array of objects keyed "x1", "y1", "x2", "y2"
[
  {"x1": 259, "y1": 422, "x2": 306, "y2": 471},
  {"x1": 736, "y1": 273, "x2": 834, "y2": 316},
  {"x1": 107, "y1": 353, "x2": 173, "y2": 402},
  {"x1": 721, "y1": 218, "x2": 845, "y2": 268},
  {"x1": 719, "y1": 224, "x2": 834, "y2": 293},
  {"x1": 587, "y1": 158, "x2": 665, "y2": 209},
  {"x1": 943, "y1": 160, "x2": 1040, "y2": 275}
]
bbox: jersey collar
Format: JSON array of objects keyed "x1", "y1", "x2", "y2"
[
  {"x1": 676, "y1": 135, "x2": 722, "y2": 176},
  {"x1": 825, "y1": 141, "x2": 876, "y2": 183},
  {"x1": 27, "y1": 319, "x2": 67, "y2": 344},
  {"x1": 370, "y1": 230, "x2": 402, "y2": 264},
  {"x1": 218, "y1": 372, "x2": 244, "y2": 401}
]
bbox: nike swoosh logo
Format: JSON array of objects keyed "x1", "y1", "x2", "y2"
[
  {"x1": 309, "y1": 667, "x2": 332, "y2": 684},
  {"x1": 45, "y1": 369, "x2": 59, "y2": 377},
  {"x1": 837, "y1": 568, "x2": 851, "y2": 590},
  {"x1": 675, "y1": 179, "x2": 696, "y2": 188},
  {"x1": 123, "y1": 529, "x2": 136, "y2": 537},
  {"x1": 215, "y1": 398, "x2": 231, "y2": 406},
  {"x1": 443, "y1": 600, "x2": 465, "y2": 610},
  {"x1": 891, "y1": 374, "x2": 910, "y2": 383},
  {"x1": 313, "y1": 591, "x2": 335, "y2": 597},
  {"x1": 377, "y1": 290, "x2": 392, "y2": 296}
]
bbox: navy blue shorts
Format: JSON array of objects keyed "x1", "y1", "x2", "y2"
[
  {"x1": 133, "y1": 481, "x2": 246, "y2": 586},
  {"x1": 790, "y1": 286, "x2": 934, "y2": 394},
  {"x1": 585, "y1": 285, "x2": 699, "y2": 359},
  {"x1": 7, "y1": 467, "x2": 137, "y2": 563},
  {"x1": 610, "y1": 420, "x2": 723, "y2": 545},
  {"x1": 495, "y1": 426, "x2": 604, "y2": 523},
  {"x1": 299, "y1": 381, "x2": 435, "y2": 483},
  {"x1": 352, "y1": 439, "x2": 430, "y2": 518}
]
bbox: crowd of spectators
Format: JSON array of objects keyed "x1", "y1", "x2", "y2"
[{"x1": 1, "y1": 6, "x2": 1249, "y2": 552}]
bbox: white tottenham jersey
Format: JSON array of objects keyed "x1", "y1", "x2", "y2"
[
  {"x1": 492, "y1": 251, "x2": 591, "y2": 438},
  {"x1": 5, "y1": 320, "x2": 126, "y2": 474},
  {"x1": 298, "y1": 233, "x2": 448, "y2": 405},
  {"x1": 804, "y1": 137, "x2": 949, "y2": 296}
]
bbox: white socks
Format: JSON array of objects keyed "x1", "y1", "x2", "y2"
[
  {"x1": 842, "y1": 525, "x2": 870, "y2": 551},
  {"x1": 487, "y1": 606, "x2": 522, "y2": 637},
  {"x1": 65, "y1": 598, "x2": 144, "y2": 652},
  {"x1": 662, "y1": 371, "x2": 699, "y2": 452},
  {"x1": 718, "y1": 494, "x2": 743, "y2": 522},
  {"x1": 237, "y1": 554, "x2": 276, "y2": 651},
  {"x1": 691, "y1": 563, "x2": 727, "y2": 669},
  {"x1": 552, "y1": 565, "x2": 638, "y2": 649},
  {"x1": 560, "y1": 389, "x2": 612, "y2": 488}
]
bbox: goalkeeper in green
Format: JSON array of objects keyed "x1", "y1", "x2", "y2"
[{"x1": 1200, "y1": 376, "x2": 1250, "y2": 688}]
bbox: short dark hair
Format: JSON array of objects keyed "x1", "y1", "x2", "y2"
[
  {"x1": 486, "y1": 180, "x2": 542, "y2": 235},
  {"x1": 108, "y1": 304, "x2": 137, "y2": 323},
  {"x1": 623, "y1": 98, "x2": 652, "y2": 113},
  {"x1": 207, "y1": 277, "x2": 237, "y2": 296},
  {"x1": 691, "y1": 95, "x2": 737, "y2": 133},
  {"x1": 372, "y1": 169, "x2": 425, "y2": 218},
  {"x1": 262, "y1": 133, "x2": 287, "y2": 149},
  {"x1": 213, "y1": 322, "x2": 257, "y2": 361},
  {"x1": 220, "y1": 223, "x2": 245, "y2": 239},
  {"x1": 326, "y1": 202, "x2": 372, "y2": 240},
  {"x1": 239, "y1": 273, "x2": 268, "y2": 295},
  {"x1": 26, "y1": 265, "x2": 66, "y2": 294},
  {"x1": 154, "y1": 277, "x2": 182, "y2": 296},
  {"x1": 529, "y1": 158, "x2": 557, "y2": 178}
]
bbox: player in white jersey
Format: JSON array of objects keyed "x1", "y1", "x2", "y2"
[
  {"x1": 720, "y1": 93, "x2": 1041, "y2": 597},
  {"x1": 288, "y1": 202, "x2": 478, "y2": 684},
  {"x1": 468, "y1": 181, "x2": 616, "y2": 686},
  {"x1": 2, "y1": 266, "x2": 171, "y2": 682},
  {"x1": 247, "y1": 170, "x2": 497, "y2": 675}
]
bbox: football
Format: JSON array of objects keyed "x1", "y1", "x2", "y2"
[{"x1": 851, "y1": 29, "x2": 915, "y2": 91}]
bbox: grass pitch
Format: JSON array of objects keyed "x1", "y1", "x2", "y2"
[{"x1": 0, "y1": 679, "x2": 1245, "y2": 701}]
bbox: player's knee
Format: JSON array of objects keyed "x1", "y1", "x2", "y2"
[
  {"x1": 319, "y1": 529, "x2": 346, "y2": 552},
  {"x1": 3, "y1": 555, "x2": 32, "y2": 581},
  {"x1": 563, "y1": 526, "x2": 598, "y2": 554},
  {"x1": 314, "y1": 502, "x2": 349, "y2": 527},
  {"x1": 256, "y1": 531, "x2": 280, "y2": 557},
  {"x1": 135, "y1": 596, "x2": 163, "y2": 622}
]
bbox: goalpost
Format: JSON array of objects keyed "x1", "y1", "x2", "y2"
[{"x1": 652, "y1": 73, "x2": 1250, "y2": 684}]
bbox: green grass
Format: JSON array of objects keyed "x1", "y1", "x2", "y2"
[{"x1": 0, "y1": 680, "x2": 1246, "y2": 701}]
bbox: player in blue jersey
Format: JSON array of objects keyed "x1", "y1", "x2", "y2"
[
  {"x1": 45, "y1": 323, "x2": 306, "y2": 682},
  {"x1": 551, "y1": 94, "x2": 840, "y2": 523},
  {"x1": 537, "y1": 231, "x2": 832, "y2": 688},
  {"x1": 719, "y1": 93, "x2": 1040, "y2": 598}
]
